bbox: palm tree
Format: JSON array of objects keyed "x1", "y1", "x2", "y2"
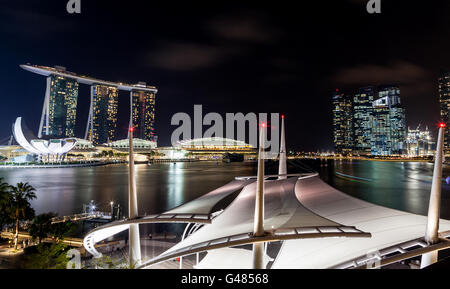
[
  {"x1": 0, "y1": 178, "x2": 8, "y2": 206},
  {"x1": 0, "y1": 178, "x2": 10, "y2": 231},
  {"x1": 8, "y1": 182, "x2": 36, "y2": 250},
  {"x1": 29, "y1": 213, "x2": 56, "y2": 244}
]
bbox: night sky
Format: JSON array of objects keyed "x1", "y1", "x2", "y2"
[{"x1": 1, "y1": 0, "x2": 449, "y2": 151}]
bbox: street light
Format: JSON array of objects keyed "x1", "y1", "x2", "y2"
[{"x1": 110, "y1": 201, "x2": 114, "y2": 219}]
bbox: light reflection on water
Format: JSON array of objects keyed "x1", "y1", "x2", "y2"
[
  {"x1": 0, "y1": 162, "x2": 256, "y2": 217},
  {"x1": 324, "y1": 160, "x2": 450, "y2": 219},
  {"x1": 0, "y1": 160, "x2": 448, "y2": 221}
]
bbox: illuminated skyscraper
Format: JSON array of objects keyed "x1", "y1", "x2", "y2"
[
  {"x1": 353, "y1": 86, "x2": 375, "y2": 155},
  {"x1": 130, "y1": 87, "x2": 156, "y2": 141},
  {"x1": 439, "y1": 71, "x2": 450, "y2": 154},
  {"x1": 86, "y1": 85, "x2": 119, "y2": 145},
  {"x1": 21, "y1": 64, "x2": 158, "y2": 145},
  {"x1": 332, "y1": 90, "x2": 353, "y2": 154},
  {"x1": 371, "y1": 86, "x2": 406, "y2": 156},
  {"x1": 39, "y1": 72, "x2": 79, "y2": 138},
  {"x1": 406, "y1": 125, "x2": 435, "y2": 157}
]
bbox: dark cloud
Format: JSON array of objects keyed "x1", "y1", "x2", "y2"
[
  {"x1": 332, "y1": 61, "x2": 432, "y2": 86},
  {"x1": 0, "y1": 7, "x2": 75, "y2": 39},
  {"x1": 148, "y1": 42, "x2": 232, "y2": 71},
  {"x1": 208, "y1": 13, "x2": 281, "y2": 43}
]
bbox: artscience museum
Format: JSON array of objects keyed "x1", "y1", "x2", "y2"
[{"x1": 12, "y1": 117, "x2": 77, "y2": 162}]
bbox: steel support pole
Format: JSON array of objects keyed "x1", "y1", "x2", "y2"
[
  {"x1": 252, "y1": 124, "x2": 265, "y2": 269},
  {"x1": 421, "y1": 125, "x2": 444, "y2": 268},
  {"x1": 128, "y1": 128, "x2": 141, "y2": 267},
  {"x1": 278, "y1": 115, "x2": 287, "y2": 179}
]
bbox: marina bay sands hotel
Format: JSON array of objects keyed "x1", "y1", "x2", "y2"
[{"x1": 20, "y1": 64, "x2": 158, "y2": 145}]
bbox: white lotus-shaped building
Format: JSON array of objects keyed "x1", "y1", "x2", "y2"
[{"x1": 12, "y1": 117, "x2": 77, "y2": 159}]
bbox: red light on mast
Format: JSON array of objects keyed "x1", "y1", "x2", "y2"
[
  {"x1": 129, "y1": 127, "x2": 135, "y2": 133},
  {"x1": 281, "y1": 114, "x2": 285, "y2": 119},
  {"x1": 439, "y1": 123, "x2": 446, "y2": 128}
]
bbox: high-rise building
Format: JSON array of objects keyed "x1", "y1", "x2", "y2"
[
  {"x1": 21, "y1": 64, "x2": 158, "y2": 145},
  {"x1": 130, "y1": 88, "x2": 156, "y2": 141},
  {"x1": 353, "y1": 86, "x2": 375, "y2": 155},
  {"x1": 332, "y1": 85, "x2": 407, "y2": 156},
  {"x1": 332, "y1": 90, "x2": 353, "y2": 154},
  {"x1": 87, "y1": 85, "x2": 119, "y2": 145},
  {"x1": 439, "y1": 71, "x2": 450, "y2": 154},
  {"x1": 41, "y1": 74, "x2": 79, "y2": 138},
  {"x1": 371, "y1": 86, "x2": 406, "y2": 156},
  {"x1": 406, "y1": 125, "x2": 435, "y2": 157}
]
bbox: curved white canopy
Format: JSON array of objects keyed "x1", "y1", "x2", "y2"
[{"x1": 271, "y1": 176, "x2": 450, "y2": 269}]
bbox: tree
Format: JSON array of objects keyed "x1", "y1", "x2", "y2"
[
  {"x1": 8, "y1": 182, "x2": 36, "y2": 250},
  {"x1": 0, "y1": 178, "x2": 11, "y2": 231},
  {"x1": 49, "y1": 221, "x2": 76, "y2": 242},
  {"x1": 22, "y1": 242, "x2": 70, "y2": 269},
  {"x1": 28, "y1": 213, "x2": 56, "y2": 244}
]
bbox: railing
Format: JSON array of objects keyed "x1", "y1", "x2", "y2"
[{"x1": 51, "y1": 211, "x2": 111, "y2": 224}]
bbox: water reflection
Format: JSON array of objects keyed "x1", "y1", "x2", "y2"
[
  {"x1": 0, "y1": 162, "x2": 256, "y2": 217},
  {"x1": 325, "y1": 160, "x2": 450, "y2": 219}
]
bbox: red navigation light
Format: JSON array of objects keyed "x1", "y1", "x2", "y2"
[
  {"x1": 129, "y1": 127, "x2": 135, "y2": 133},
  {"x1": 281, "y1": 114, "x2": 285, "y2": 119},
  {"x1": 439, "y1": 123, "x2": 446, "y2": 128},
  {"x1": 261, "y1": 122, "x2": 266, "y2": 128}
]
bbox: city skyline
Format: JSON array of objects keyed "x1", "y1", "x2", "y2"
[
  {"x1": 333, "y1": 85, "x2": 407, "y2": 156},
  {"x1": 1, "y1": 1, "x2": 450, "y2": 151}
]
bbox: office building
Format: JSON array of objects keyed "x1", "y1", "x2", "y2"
[
  {"x1": 332, "y1": 90, "x2": 353, "y2": 154},
  {"x1": 130, "y1": 87, "x2": 156, "y2": 141},
  {"x1": 439, "y1": 71, "x2": 450, "y2": 154},
  {"x1": 371, "y1": 86, "x2": 406, "y2": 156},
  {"x1": 352, "y1": 86, "x2": 375, "y2": 155}
]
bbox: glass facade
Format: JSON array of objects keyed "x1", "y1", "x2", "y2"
[
  {"x1": 439, "y1": 71, "x2": 450, "y2": 154},
  {"x1": 371, "y1": 86, "x2": 406, "y2": 156},
  {"x1": 45, "y1": 75, "x2": 79, "y2": 137},
  {"x1": 353, "y1": 86, "x2": 374, "y2": 155},
  {"x1": 131, "y1": 90, "x2": 156, "y2": 141},
  {"x1": 90, "y1": 85, "x2": 119, "y2": 145},
  {"x1": 406, "y1": 126, "x2": 435, "y2": 157},
  {"x1": 333, "y1": 86, "x2": 406, "y2": 156},
  {"x1": 332, "y1": 91, "x2": 353, "y2": 154}
]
